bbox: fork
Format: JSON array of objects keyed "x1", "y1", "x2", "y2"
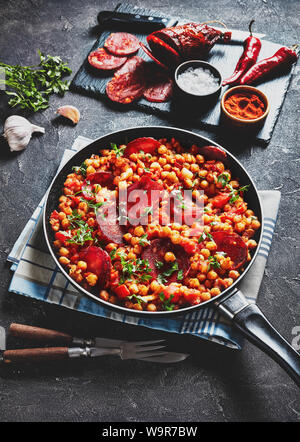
[{"x1": 1, "y1": 340, "x2": 168, "y2": 363}]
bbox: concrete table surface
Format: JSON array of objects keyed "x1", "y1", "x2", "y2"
[{"x1": 0, "y1": 0, "x2": 299, "y2": 422}]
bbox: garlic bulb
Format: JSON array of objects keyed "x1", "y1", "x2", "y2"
[
  {"x1": 56, "y1": 105, "x2": 80, "y2": 124},
  {"x1": 3, "y1": 115, "x2": 45, "y2": 152}
]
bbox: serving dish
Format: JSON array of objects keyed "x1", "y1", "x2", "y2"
[
  {"x1": 221, "y1": 85, "x2": 270, "y2": 127},
  {"x1": 174, "y1": 60, "x2": 222, "y2": 105},
  {"x1": 43, "y1": 126, "x2": 300, "y2": 386}
]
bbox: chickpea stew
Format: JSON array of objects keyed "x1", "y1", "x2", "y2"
[{"x1": 49, "y1": 137, "x2": 260, "y2": 312}]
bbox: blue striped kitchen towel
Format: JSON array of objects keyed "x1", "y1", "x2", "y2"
[{"x1": 7, "y1": 136, "x2": 281, "y2": 350}]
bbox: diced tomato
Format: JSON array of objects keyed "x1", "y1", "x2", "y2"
[
  {"x1": 162, "y1": 283, "x2": 181, "y2": 303},
  {"x1": 183, "y1": 290, "x2": 202, "y2": 305},
  {"x1": 212, "y1": 193, "x2": 231, "y2": 209},
  {"x1": 55, "y1": 231, "x2": 71, "y2": 245},
  {"x1": 114, "y1": 284, "x2": 130, "y2": 299},
  {"x1": 50, "y1": 210, "x2": 60, "y2": 219}
]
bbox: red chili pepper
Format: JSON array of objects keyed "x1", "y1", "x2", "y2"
[
  {"x1": 222, "y1": 20, "x2": 261, "y2": 86},
  {"x1": 240, "y1": 44, "x2": 298, "y2": 85}
]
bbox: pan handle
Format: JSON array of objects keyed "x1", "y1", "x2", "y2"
[{"x1": 215, "y1": 289, "x2": 300, "y2": 388}]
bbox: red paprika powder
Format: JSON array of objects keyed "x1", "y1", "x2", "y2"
[{"x1": 224, "y1": 91, "x2": 266, "y2": 120}]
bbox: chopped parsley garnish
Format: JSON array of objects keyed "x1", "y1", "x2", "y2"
[
  {"x1": 158, "y1": 292, "x2": 175, "y2": 311},
  {"x1": 217, "y1": 172, "x2": 230, "y2": 188},
  {"x1": 72, "y1": 162, "x2": 87, "y2": 177},
  {"x1": 208, "y1": 255, "x2": 221, "y2": 270},
  {"x1": 157, "y1": 261, "x2": 179, "y2": 285},
  {"x1": 155, "y1": 260, "x2": 164, "y2": 269},
  {"x1": 198, "y1": 232, "x2": 214, "y2": 243},
  {"x1": 127, "y1": 294, "x2": 147, "y2": 306},
  {"x1": 67, "y1": 221, "x2": 94, "y2": 246},
  {"x1": 111, "y1": 142, "x2": 126, "y2": 158},
  {"x1": 109, "y1": 248, "x2": 117, "y2": 260},
  {"x1": 139, "y1": 234, "x2": 150, "y2": 247},
  {"x1": 177, "y1": 270, "x2": 184, "y2": 280},
  {"x1": 118, "y1": 253, "x2": 152, "y2": 284},
  {"x1": 229, "y1": 184, "x2": 250, "y2": 204}
]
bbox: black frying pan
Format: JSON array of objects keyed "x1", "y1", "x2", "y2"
[{"x1": 43, "y1": 126, "x2": 300, "y2": 387}]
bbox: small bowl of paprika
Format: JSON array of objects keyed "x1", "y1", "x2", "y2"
[{"x1": 220, "y1": 85, "x2": 270, "y2": 128}]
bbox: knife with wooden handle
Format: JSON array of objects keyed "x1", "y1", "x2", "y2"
[
  {"x1": 97, "y1": 10, "x2": 266, "y2": 42},
  {"x1": 9, "y1": 323, "x2": 123, "y2": 347}
]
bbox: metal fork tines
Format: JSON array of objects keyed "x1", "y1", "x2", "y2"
[{"x1": 120, "y1": 340, "x2": 167, "y2": 360}]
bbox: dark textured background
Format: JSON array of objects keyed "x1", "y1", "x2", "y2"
[{"x1": 0, "y1": 0, "x2": 299, "y2": 422}]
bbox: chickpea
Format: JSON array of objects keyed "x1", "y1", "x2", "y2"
[
  {"x1": 198, "y1": 169, "x2": 208, "y2": 178},
  {"x1": 210, "y1": 287, "x2": 221, "y2": 297},
  {"x1": 61, "y1": 218, "x2": 70, "y2": 229},
  {"x1": 100, "y1": 290, "x2": 109, "y2": 301},
  {"x1": 58, "y1": 247, "x2": 69, "y2": 257},
  {"x1": 199, "y1": 261, "x2": 209, "y2": 274},
  {"x1": 229, "y1": 270, "x2": 240, "y2": 280},
  {"x1": 200, "y1": 180, "x2": 209, "y2": 189},
  {"x1": 196, "y1": 154, "x2": 205, "y2": 164},
  {"x1": 133, "y1": 303, "x2": 143, "y2": 311},
  {"x1": 188, "y1": 278, "x2": 200, "y2": 289},
  {"x1": 197, "y1": 273, "x2": 206, "y2": 282},
  {"x1": 134, "y1": 226, "x2": 145, "y2": 237},
  {"x1": 150, "y1": 280, "x2": 161, "y2": 292},
  {"x1": 59, "y1": 256, "x2": 70, "y2": 265},
  {"x1": 170, "y1": 232, "x2": 181, "y2": 245},
  {"x1": 147, "y1": 303, "x2": 157, "y2": 312},
  {"x1": 207, "y1": 270, "x2": 218, "y2": 280},
  {"x1": 200, "y1": 248, "x2": 210, "y2": 259},
  {"x1": 247, "y1": 239, "x2": 257, "y2": 249},
  {"x1": 86, "y1": 273, "x2": 98, "y2": 286},
  {"x1": 235, "y1": 222, "x2": 246, "y2": 233},
  {"x1": 164, "y1": 252, "x2": 176, "y2": 262},
  {"x1": 158, "y1": 145, "x2": 167, "y2": 154},
  {"x1": 150, "y1": 162, "x2": 161, "y2": 170},
  {"x1": 86, "y1": 165, "x2": 96, "y2": 175},
  {"x1": 251, "y1": 219, "x2": 261, "y2": 230},
  {"x1": 77, "y1": 261, "x2": 87, "y2": 271},
  {"x1": 123, "y1": 233, "x2": 132, "y2": 243},
  {"x1": 201, "y1": 292, "x2": 211, "y2": 301},
  {"x1": 129, "y1": 283, "x2": 139, "y2": 294},
  {"x1": 139, "y1": 285, "x2": 149, "y2": 296},
  {"x1": 206, "y1": 241, "x2": 217, "y2": 251},
  {"x1": 167, "y1": 171, "x2": 178, "y2": 183}
]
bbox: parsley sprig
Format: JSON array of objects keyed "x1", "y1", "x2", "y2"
[
  {"x1": 111, "y1": 143, "x2": 126, "y2": 158},
  {"x1": 158, "y1": 292, "x2": 175, "y2": 311},
  {"x1": 66, "y1": 211, "x2": 95, "y2": 245},
  {"x1": 72, "y1": 162, "x2": 87, "y2": 177},
  {"x1": 198, "y1": 232, "x2": 214, "y2": 243},
  {"x1": 157, "y1": 261, "x2": 179, "y2": 284},
  {"x1": 229, "y1": 184, "x2": 250, "y2": 204},
  {"x1": 118, "y1": 252, "x2": 152, "y2": 284},
  {"x1": 0, "y1": 50, "x2": 71, "y2": 112}
]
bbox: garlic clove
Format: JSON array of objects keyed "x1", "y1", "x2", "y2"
[
  {"x1": 56, "y1": 105, "x2": 80, "y2": 124},
  {"x1": 3, "y1": 115, "x2": 45, "y2": 152}
]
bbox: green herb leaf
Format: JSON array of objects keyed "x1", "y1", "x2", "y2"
[
  {"x1": 139, "y1": 234, "x2": 150, "y2": 247},
  {"x1": 111, "y1": 143, "x2": 126, "y2": 158},
  {"x1": 217, "y1": 172, "x2": 230, "y2": 188},
  {"x1": 0, "y1": 51, "x2": 71, "y2": 112}
]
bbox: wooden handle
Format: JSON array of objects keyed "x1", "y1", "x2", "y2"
[
  {"x1": 3, "y1": 347, "x2": 69, "y2": 363},
  {"x1": 9, "y1": 323, "x2": 73, "y2": 344}
]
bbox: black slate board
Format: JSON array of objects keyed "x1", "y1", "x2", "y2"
[{"x1": 71, "y1": 2, "x2": 297, "y2": 144}]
